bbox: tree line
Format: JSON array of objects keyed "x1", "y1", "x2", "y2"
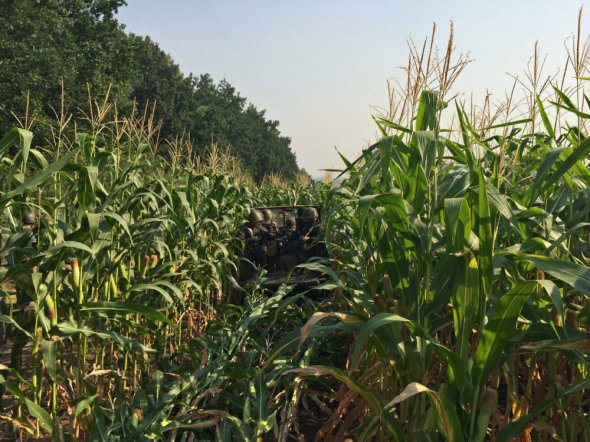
[{"x1": 0, "y1": 0, "x2": 301, "y2": 180}]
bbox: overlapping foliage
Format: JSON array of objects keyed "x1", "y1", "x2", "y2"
[
  {"x1": 3, "y1": 14, "x2": 590, "y2": 442},
  {"x1": 0, "y1": 106, "x2": 319, "y2": 440},
  {"x1": 3, "y1": 74, "x2": 590, "y2": 442},
  {"x1": 290, "y1": 87, "x2": 590, "y2": 440}
]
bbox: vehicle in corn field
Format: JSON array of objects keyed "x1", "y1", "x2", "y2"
[{"x1": 236, "y1": 205, "x2": 328, "y2": 291}]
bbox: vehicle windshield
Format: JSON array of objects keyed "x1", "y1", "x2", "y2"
[{"x1": 236, "y1": 205, "x2": 325, "y2": 282}]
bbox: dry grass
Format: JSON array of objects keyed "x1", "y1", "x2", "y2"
[
  {"x1": 195, "y1": 142, "x2": 254, "y2": 186},
  {"x1": 296, "y1": 170, "x2": 312, "y2": 187},
  {"x1": 262, "y1": 171, "x2": 289, "y2": 189}
]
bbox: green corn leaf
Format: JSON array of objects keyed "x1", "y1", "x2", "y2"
[
  {"x1": 223, "y1": 414, "x2": 255, "y2": 441},
  {"x1": 413, "y1": 131, "x2": 437, "y2": 179},
  {"x1": 432, "y1": 343, "x2": 470, "y2": 398},
  {"x1": 551, "y1": 84, "x2": 590, "y2": 116},
  {"x1": 80, "y1": 301, "x2": 172, "y2": 324},
  {"x1": 444, "y1": 197, "x2": 471, "y2": 252},
  {"x1": 28, "y1": 149, "x2": 49, "y2": 169},
  {"x1": 537, "y1": 279, "x2": 564, "y2": 320},
  {"x1": 372, "y1": 115, "x2": 389, "y2": 137},
  {"x1": 385, "y1": 382, "x2": 463, "y2": 441},
  {"x1": 295, "y1": 261, "x2": 343, "y2": 287},
  {"x1": 69, "y1": 395, "x2": 98, "y2": 436},
  {"x1": 546, "y1": 222, "x2": 590, "y2": 254},
  {"x1": 102, "y1": 211, "x2": 132, "y2": 239},
  {"x1": 451, "y1": 251, "x2": 480, "y2": 361},
  {"x1": 154, "y1": 280, "x2": 186, "y2": 306},
  {"x1": 0, "y1": 314, "x2": 33, "y2": 338},
  {"x1": 41, "y1": 340, "x2": 57, "y2": 381},
  {"x1": 355, "y1": 411, "x2": 405, "y2": 441},
  {"x1": 481, "y1": 118, "x2": 532, "y2": 130},
  {"x1": 78, "y1": 165, "x2": 99, "y2": 209},
  {"x1": 130, "y1": 283, "x2": 175, "y2": 306},
  {"x1": 335, "y1": 147, "x2": 354, "y2": 171},
  {"x1": 518, "y1": 254, "x2": 590, "y2": 295},
  {"x1": 528, "y1": 137, "x2": 590, "y2": 205},
  {"x1": 536, "y1": 94, "x2": 555, "y2": 139},
  {"x1": 45, "y1": 240, "x2": 95, "y2": 257},
  {"x1": 415, "y1": 90, "x2": 440, "y2": 131},
  {"x1": 351, "y1": 313, "x2": 421, "y2": 369},
  {"x1": 477, "y1": 170, "x2": 493, "y2": 300},
  {"x1": 25, "y1": 398, "x2": 52, "y2": 433},
  {"x1": 373, "y1": 115, "x2": 412, "y2": 134},
  {"x1": 57, "y1": 322, "x2": 154, "y2": 353},
  {"x1": 472, "y1": 282, "x2": 537, "y2": 390},
  {"x1": 0, "y1": 127, "x2": 32, "y2": 161},
  {"x1": 84, "y1": 212, "x2": 100, "y2": 239},
  {"x1": 0, "y1": 147, "x2": 78, "y2": 206}
]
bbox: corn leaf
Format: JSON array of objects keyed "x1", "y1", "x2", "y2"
[
  {"x1": 80, "y1": 301, "x2": 172, "y2": 324},
  {"x1": 385, "y1": 382, "x2": 463, "y2": 441},
  {"x1": 472, "y1": 282, "x2": 537, "y2": 389},
  {"x1": 519, "y1": 254, "x2": 590, "y2": 295}
]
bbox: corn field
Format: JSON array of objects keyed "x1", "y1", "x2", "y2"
[
  {"x1": 0, "y1": 103, "x2": 318, "y2": 440},
  {"x1": 3, "y1": 33, "x2": 590, "y2": 442},
  {"x1": 302, "y1": 87, "x2": 590, "y2": 441}
]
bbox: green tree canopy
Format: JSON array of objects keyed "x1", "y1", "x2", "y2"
[{"x1": 0, "y1": 0, "x2": 301, "y2": 180}]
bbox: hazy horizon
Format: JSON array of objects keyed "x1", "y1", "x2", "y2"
[{"x1": 117, "y1": 1, "x2": 590, "y2": 176}]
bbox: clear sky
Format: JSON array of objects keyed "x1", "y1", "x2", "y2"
[{"x1": 117, "y1": 1, "x2": 590, "y2": 176}]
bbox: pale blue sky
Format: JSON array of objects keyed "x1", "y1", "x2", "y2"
[{"x1": 118, "y1": 1, "x2": 589, "y2": 176}]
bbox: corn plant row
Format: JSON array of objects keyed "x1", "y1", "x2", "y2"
[
  {"x1": 0, "y1": 119, "x2": 317, "y2": 440},
  {"x1": 290, "y1": 89, "x2": 590, "y2": 441}
]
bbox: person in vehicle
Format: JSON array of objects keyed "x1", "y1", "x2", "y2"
[
  {"x1": 298, "y1": 207, "x2": 320, "y2": 242},
  {"x1": 295, "y1": 207, "x2": 305, "y2": 236},
  {"x1": 298, "y1": 207, "x2": 327, "y2": 259},
  {"x1": 279, "y1": 217, "x2": 299, "y2": 253},
  {"x1": 285, "y1": 217, "x2": 297, "y2": 233},
  {"x1": 260, "y1": 209, "x2": 281, "y2": 270},
  {"x1": 276, "y1": 217, "x2": 301, "y2": 271},
  {"x1": 237, "y1": 210, "x2": 270, "y2": 266},
  {"x1": 261, "y1": 208, "x2": 279, "y2": 237}
]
